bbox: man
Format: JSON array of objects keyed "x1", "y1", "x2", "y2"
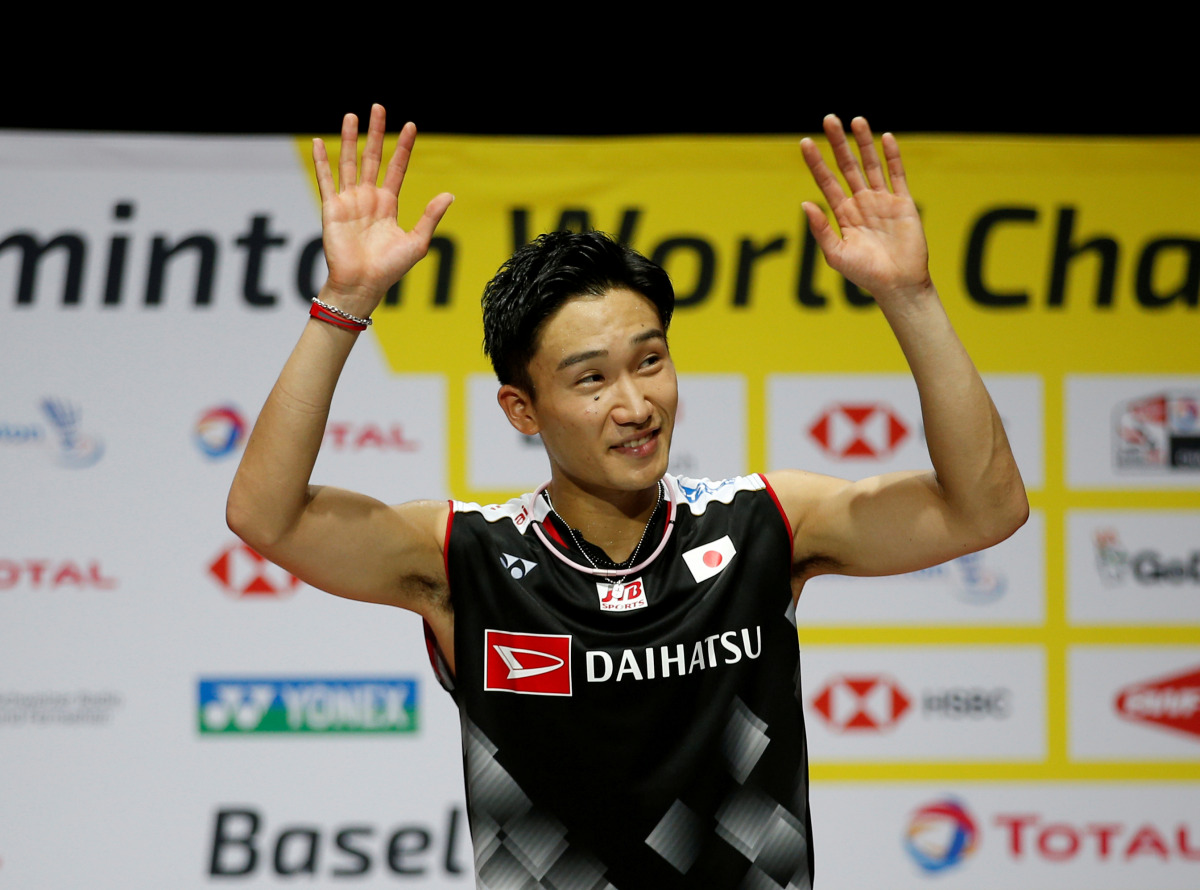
[{"x1": 227, "y1": 105, "x2": 1028, "y2": 889}]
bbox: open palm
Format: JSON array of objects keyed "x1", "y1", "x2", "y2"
[
  {"x1": 313, "y1": 105, "x2": 453, "y2": 312},
  {"x1": 801, "y1": 115, "x2": 931, "y2": 303}
]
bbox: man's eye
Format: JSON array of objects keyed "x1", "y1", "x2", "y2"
[{"x1": 641, "y1": 354, "x2": 661, "y2": 368}]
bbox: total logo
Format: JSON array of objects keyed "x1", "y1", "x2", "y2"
[
  {"x1": 904, "y1": 797, "x2": 1200, "y2": 872},
  {"x1": 208, "y1": 541, "x2": 300, "y2": 598},
  {"x1": 324, "y1": 422, "x2": 419, "y2": 451},
  {"x1": 811, "y1": 675, "x2": 1010, "y2": 731},
  {"x1": 194, "y1": 404, "x2": 247, "y2": 459},
  {"x1": 808, "y1": 402, "x2": 909, "y2": 460},
  {"x1": 0, "y1": 559, "x2": 116, "y2": 591},
  {"x1": 1114, "y1": 392, "x2": 1200, "y2": 472},
  {"x1": 0, "y1": 397, "x2": 104, "y2": 467},
  {"x1": 1093, "y1": 528, "x2": 1200, "y2": 586},
  {"x1": 198, "y1": 678, "x2": 418, "y2": 733},
  {"x1": 1115, "y1": 665, "x2": 1200, "y2": 740},
  {"x1": 904, "y1": 798, "x2": 978, "y2": 873}
]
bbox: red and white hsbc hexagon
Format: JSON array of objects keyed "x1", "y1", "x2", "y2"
[
  {"x1": 208, "y1": 542, "x2": 300, "y2": 598},
  {"x1": 484, "y1": 631, "x2": 573, "y2": 696}
]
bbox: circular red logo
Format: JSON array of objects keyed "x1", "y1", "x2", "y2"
[{"x1": 703, "y1": 550, "x2": 723, "y2": 568}]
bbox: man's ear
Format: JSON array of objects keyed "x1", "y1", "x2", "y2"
[{"x1": 497, "y1": 384, "x2": 539, "y2": 435}]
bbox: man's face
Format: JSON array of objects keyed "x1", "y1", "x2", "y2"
[{"x1": 511, "y1": 288, "x2": 677, "y2": 500}]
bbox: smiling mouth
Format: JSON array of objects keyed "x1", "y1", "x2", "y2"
[{"x1": 612, "y1": 429, "x2": 660, "y2": 453}]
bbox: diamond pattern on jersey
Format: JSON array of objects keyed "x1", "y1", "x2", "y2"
[
  {"x1": 723, "y1": 697, "x2": 771, "y2": 783},
  {"x1": 715, "y1": 786, "x2": 808, "y2": 885},
  {"x1": 644, "y1": 695, "x2": 810, "y2": 888},
  {"x1": 463, "y1": 714, "x2": 612, "y2": 889},
  {"x1": 644, "y1": 799, "x2": 705, "y2": 874}
]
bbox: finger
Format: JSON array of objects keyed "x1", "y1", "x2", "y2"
[
  {"x1": 851, "y1": 117, "x2": 887, "y2": 191},
  {"x1": 312, "y1": 138, "x2": 335, "y2": 204},
  {"x1": 382, "y1": 121, "x2": 418, "y2": 197},
  {"x1": 359, "y1": 103, "x2": 386, "y2": 187},
  {"x1": 882, "y1": 133, "x2": 911, "y2": 197},
  {"x1": 801, "y1": 136, "x2": 850, "y2": 214},
  {"x1": 823, "y1": 114, "x2": 868, "y2": 194},
  {"x1": 338, "y1": 113, "x2": 359, "y2": 194},
  {"x1": 802, "y1": 201, "x2": 843, "y2": 262},
  {"x1": 410, "y1": 192, "x2": 455, "y2": 245}
]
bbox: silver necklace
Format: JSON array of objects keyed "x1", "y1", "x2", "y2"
[{"x1": 544, "y1": 480, "x2": 663, "y2": 586}]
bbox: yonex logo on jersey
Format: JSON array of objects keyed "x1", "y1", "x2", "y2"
[
  {"x1": 596, "y1": 576, "x2": 648, "y2": 612},
  {"x1": 500, "y1": 553, "x2": 538, "y2": 579},
  {"x1": 484, "y1": 630, "x2": 572, "y2": 696},
  {"x1": 682, "y1": 536, "x2": 737, "y2": 583}
]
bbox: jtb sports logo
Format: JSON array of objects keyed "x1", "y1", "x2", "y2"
[
  {"x1": 198, "y1": 678, "x2": 418, "y2": 733},
  {"x1": 596, "y1": 577, "x2": 647, "y2": 612},
  {"x1": 808, "y1": 402, "x2": 909, "y2": 460},
  {"x1": 484, "y1": 631, "x2": 572, "y2": 696},
  {"x1": 1115, "y1": 665, "x2": 1200, "y2": 740},
  {"x1": 904, "y1": 798, "x2": 978, "y2": 873}
]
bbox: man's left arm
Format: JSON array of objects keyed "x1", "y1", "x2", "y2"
[{"x1": 771, "y1": 115, "x2": 1029, "y2": 583}]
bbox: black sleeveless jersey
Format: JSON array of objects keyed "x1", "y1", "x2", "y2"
[{"x1": 433, "y1": 474, "x2": 812, "y2": 890}]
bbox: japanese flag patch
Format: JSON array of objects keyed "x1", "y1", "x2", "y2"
[{"x1": 682, "y1": 535, "x2": 737, "y2": 583}]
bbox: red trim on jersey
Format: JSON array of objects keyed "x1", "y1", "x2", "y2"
[
  {"x1": 542, "y1": 519, "x2": 567, "y2": 548},
  {"x1": 759, "y1": 473, "x2": 794, "y2": 564}
]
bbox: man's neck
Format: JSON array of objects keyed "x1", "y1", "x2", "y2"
[{"x1": 545, "y1": 478, "x2": 663, "y2": 565}]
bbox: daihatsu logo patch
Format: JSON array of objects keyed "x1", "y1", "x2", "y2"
[{"x1": 484, "y1": 630, "x2": 572, "y2": 696}]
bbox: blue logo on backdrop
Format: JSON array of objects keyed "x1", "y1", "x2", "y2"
[
  {"x1": 194, "y1": 405, "x2": 247, "y2": 459},
  {"x1": 197, "y1": 677, "x2": 418, "y2": 734},
  {"x1": 0, "y1": 398, "x2": 104, "y2": 467}
]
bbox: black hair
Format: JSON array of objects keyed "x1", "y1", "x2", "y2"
[{"x1": 482, "y1": 230, "x2": 675, "y2": 396}]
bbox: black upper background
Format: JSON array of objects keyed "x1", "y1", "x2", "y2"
[{"x1": 6, "y1": 38, "x2": 1195, "y2": 138}]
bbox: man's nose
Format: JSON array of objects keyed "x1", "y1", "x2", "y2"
[{"x1": 611, "y1": 375, "x2": 651, "y2": 425}]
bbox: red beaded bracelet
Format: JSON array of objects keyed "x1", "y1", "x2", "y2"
[{"x1": 309, "y1": 298, "x2": 372, "y2": 332}]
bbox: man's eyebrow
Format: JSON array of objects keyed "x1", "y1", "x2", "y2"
[{"x1": 556, "y1": 329, "x2": 666, "y2": 371}]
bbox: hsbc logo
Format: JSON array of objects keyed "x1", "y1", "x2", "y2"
[
  {"x1": 484, "y1": 631, "x2": 572, "y2": 696},
  {"x1": 811, "y1": 674, "x2": 911, "y2": 731},
  {"x1": 209, "y1": 542, "x2": 300, "y2": 598},
  {"x1": 1115, "y1": 665, "x2": 1200, "y2": 740},
  {"x1": 808, "y1": 402, "x2": 909, "y2": 460}
]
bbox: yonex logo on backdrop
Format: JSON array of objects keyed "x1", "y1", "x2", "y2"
[
  {"x1": 484, "y1": 631, "x2": 572, "y2": 696},
  {"x1": 197, "y1": 678, "x2": 418, "y2": 734}
]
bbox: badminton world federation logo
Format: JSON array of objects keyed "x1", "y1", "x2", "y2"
[{"x1": 904, "y1": 798, "x2": 978, "y2": 873}]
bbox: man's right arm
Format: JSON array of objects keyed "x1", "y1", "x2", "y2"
[{"x1": 225, "y1": 105, "x2": 454, "y2": 643}]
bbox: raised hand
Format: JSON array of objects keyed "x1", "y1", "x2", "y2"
[
  {"x1": 800, "y1": 115, "x2": 931, "y2": 306},
  {"x1": 312, "y1": 104, "x2": 453, "y2": 315}
]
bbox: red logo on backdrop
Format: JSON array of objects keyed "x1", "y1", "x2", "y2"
[
  {"x1": 1115, "y1": 665, "x2": 1200, "y2": 739},
  {"x1": 484, "y1": 630, "x2": 572, "y2": 696},
  {"x1": 208, "y1": 542, "x2": 300, "y2": 598},
  {"x1": 811, "y1": 674, "x2": 911, "y2": 731},
  {"x1": 324, "y1": 422, "x2": 419, "y2": 451},
  {"x1": 0, "y1": 559, "x2": 116, "y2": 590},
  {"x1": 808, "y1": 403, "x2": 909, "y2": 459}
]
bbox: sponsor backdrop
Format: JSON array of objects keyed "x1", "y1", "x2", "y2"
[{"x1": 1, "y1": 130, "x2": 1197, "y2": 887}]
